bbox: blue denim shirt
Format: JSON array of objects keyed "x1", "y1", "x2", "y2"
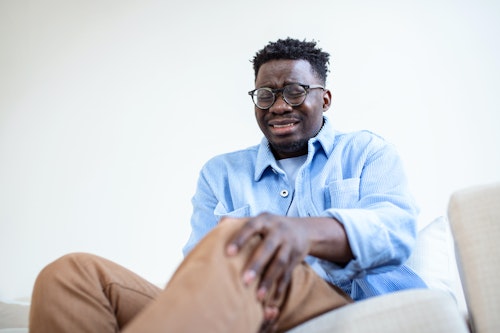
[{"x1": 183, "y1": 117, "x2": 426, "y2": 300}]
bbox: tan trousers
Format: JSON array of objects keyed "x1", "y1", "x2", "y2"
[{"x1": 30, "y1": 220, "x2": 352, "y2": 333}]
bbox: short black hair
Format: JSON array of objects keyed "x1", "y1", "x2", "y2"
[{"x1": 251, "y1": 38, "x2": 330, "y2": 84}]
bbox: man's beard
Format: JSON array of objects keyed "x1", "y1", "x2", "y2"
[{"x1": 270, "y1": 138, "x2": 309, "y2": 157}]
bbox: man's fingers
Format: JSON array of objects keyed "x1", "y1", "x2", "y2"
[
  {"x1": 226, "y1": 243, "x2": 239, "y2": 256},
  {"x1": 243, "y1": 234, "x2": 279, "y2": 285},
  {"x1": 264, "y1": 306, "x2": 279, "y2": 321},
  {"x1": 256, "y1": 242, "x2": 290, "y2": 301},
  {"x1": 225, "y1": 219, "x2": 258, "y2": 256},
  {"x1": 272, "y1": 269, "x2": 292, "y2": 306}
]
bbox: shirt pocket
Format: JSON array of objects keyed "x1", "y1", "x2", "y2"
[
  {"x1": 326, "y1": 178, "x2": 361, "y2": 208},
  {"x1": 214, "y1": 202, "x2": 251, "y2": 220}
]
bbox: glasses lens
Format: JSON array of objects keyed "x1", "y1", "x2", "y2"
[
  {"x1": 283, "y1": 84, "x2": 307, "y2": 106},
  {"x1": 254, "y1": 88, "x2": 274, "y2": 109}
]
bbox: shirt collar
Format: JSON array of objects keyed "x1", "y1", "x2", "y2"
[{"x1": 254, "y1": 116, "x2": 336, "y2": 181}]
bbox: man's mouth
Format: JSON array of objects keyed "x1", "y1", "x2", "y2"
[
  {"x1": 268, "y1": 120, "x2": 299, "y2": 135},
  {"x1": 272, "y1": 123, "x2": 296, "y2": 128}
]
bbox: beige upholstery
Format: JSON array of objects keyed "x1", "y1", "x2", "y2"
[
  {"x1": 0, "y1": 301, "x2": 29, "y2": 331},
  {"x1": 288, "y1": 289, "x2": 469, "y2": 333},
  {"x1": 448, "y1": 182, "x2": 500, "y2": 333}
]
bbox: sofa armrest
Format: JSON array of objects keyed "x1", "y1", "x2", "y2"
[
  {"x1": 287, "y1": 289, "x2": 468, "y2": 333},
  {"x1": 448, "y1": 182, "x2": 500, "y2": 333},
  {"x1": 0, "y1": 301, "x2": 29, "y2": 331}
]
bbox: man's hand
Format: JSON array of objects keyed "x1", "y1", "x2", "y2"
[
  {"x1": 225, "y1": 212, "x2": 352, "y2": 328},
  {"x1": 226, "y1": 213, "x2": 310, "y2": 316}
]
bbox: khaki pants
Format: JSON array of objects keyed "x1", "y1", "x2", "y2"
[{"x1": 30, "y1": 220, "x2": 352, "y2": 333}]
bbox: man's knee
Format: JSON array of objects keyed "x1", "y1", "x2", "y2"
[{"x1": 34, "y1": 252, "x2": 98, "y2": 287}]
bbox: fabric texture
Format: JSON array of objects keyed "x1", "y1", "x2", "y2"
[
  {"x1": 184, "y1": 116, "x2": 425, "y2": 300},
  {"x1": 448, "y1": 182, "x2": 500, "y2": 333},
  {"x1": 29, "y1": 253, "x2": 162, "y2": 332},
  {"x1": 287, "y1": 289, "x2": 469, "y2": 333}
]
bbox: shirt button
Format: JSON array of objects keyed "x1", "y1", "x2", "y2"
[{"x1": 280, "y1": 189, "x2": 289, "y2": 197}]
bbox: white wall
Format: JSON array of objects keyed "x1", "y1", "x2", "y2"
[{"x1": 1, "y1": 0, "x2": 499, "y2": 300}]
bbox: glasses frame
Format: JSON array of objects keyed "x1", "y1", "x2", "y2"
[{"x1": 248, "y1": 83, "x2": 325, "y2": 110}]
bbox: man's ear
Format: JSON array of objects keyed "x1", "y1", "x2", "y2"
[{"x1": 322, "y1": 89, "x2": 332, "y2": 112}]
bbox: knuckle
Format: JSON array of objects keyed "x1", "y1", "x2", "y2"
[
  {"x1": 275, "y1": 255, "x2": 288, "y2": 268},
  {"x1": 263, "y1": 238, "x2": 278, "y2": 252}
]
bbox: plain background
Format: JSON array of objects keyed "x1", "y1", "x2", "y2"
[{"x1": 1, "y1": 0, "x2": 499, "y2": 300}]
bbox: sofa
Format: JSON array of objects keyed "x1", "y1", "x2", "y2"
[{"x1": 1, "y1": 182, "x2": 498, "y2": 332}]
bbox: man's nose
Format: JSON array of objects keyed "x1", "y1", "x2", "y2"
[{"x1": 269, "y1": 94, "x2": 292, "y2": 114}]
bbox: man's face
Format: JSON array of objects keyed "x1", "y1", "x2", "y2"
[{"x1": 253, "y1": 59, "x2": 331, "y2": 159}]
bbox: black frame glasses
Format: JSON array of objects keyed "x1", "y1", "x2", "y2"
[{"x1": 248, "y1": 83, "x2": 325, "y2": 110}]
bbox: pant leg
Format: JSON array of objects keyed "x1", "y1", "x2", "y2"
[
  {"x1": 29, "y1": 252, "x2": 161, "y2": 333},
  {"x1": 30, "y1": 220, "x2": 352, "y2": 333},
  {"x1": 123, "y1": 219, "x2": 352, "y2": 333}
]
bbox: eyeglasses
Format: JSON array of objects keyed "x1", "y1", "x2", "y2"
[{"x1": 248, "y1": 83, "x2": 325, "y2": 110}]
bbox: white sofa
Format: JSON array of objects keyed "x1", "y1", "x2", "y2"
[{"x1": 4, "y1": 182, "x2": 499, "y2": 332}]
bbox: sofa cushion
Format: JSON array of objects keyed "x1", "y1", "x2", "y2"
[{"x1": 406, "y1": 216, "x2": 465, "y2": 311}]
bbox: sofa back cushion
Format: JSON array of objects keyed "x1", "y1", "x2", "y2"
[{"x1": 406, "y1": 216, "x2": 466, "y2": 314}]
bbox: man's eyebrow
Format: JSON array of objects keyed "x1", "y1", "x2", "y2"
[{"x1": 256, "y1": 81, "x2": 303, "y2": 89}]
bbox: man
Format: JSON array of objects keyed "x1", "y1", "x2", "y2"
[{"x1": 29, "y1": 38, "x2": 426, "y2": 333}]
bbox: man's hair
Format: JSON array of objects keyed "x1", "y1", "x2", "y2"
[{"x1": 251, "y1": 38, "x2": 330, "y2": 84}]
